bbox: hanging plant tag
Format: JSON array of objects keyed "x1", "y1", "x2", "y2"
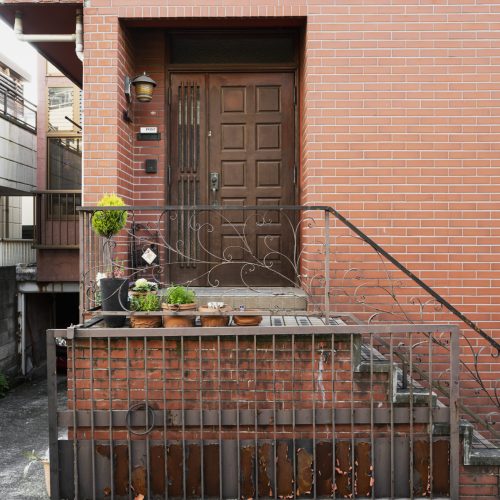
[{"x1": 142, "y1": 247, "x2": 157, "y2": 265}]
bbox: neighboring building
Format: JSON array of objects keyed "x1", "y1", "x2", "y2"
[
  {"x1": 0, "y1": 50, "x2": 36, "y2": 376},
  {"x1": 1, "y1": 1, "x2": 499, "y2": 497}
]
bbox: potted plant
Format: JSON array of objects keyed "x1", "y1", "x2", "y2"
[
  {"x1": 130, "y1": 278, "x2": 158, "y2": 296},
  {"x1": 162, "y1": 285, "x2": 197, "y2": 327},
  {"x1": 199, "y1": 301, "x2": 231, "y2": 327},
  {"x1": 91, "y1": 194, "x2": 129, "y2": 327},
  {"x1": 130, "y1": 292, "x2": 162, "y2": 328}
]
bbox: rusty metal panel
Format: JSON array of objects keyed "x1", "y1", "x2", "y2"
[
  {"x1": 413, "y1": 440, "x2": 430, "y2": 496},
  {"x1": 150, "y1": 445, "x2": 165, "y2": 496},
  {"x1": 355, "y1": 442, "x2": 372, "y2": 497},
  {"x1": 258, "y1": 442, "x2": 274, "y2": 497},
  {"x1": 296, "y1": 441, "x2": 313, "y2": 497},
  {"x1": 315, "y1": 441, "x2": 333, "y2": 496},
  {"x1": 204, "y1": 443, "x2": 220, "y2": 497},
  {"x1": 433, "y1": 440, "x2": 450, "y2": 496},
  {"x1": 335, "y1": 441, "x2": 351, "y2": 497},
  {"x1": 167, "y1": 443, "x2": 184, "y2": 497},
  {"x1": 277, "y1": 441, "x2": 294, "y2": 498},
  {"x1": 240, "y1": 443, "x2": 255, "y2": 499}
]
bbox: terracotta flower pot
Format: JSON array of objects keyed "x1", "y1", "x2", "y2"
[
  {"x1": 233, "y1": 315, "x2": 263, "y2": 326},
  {"x1": 162, "y1": 303, "x2": 197, "y2": 327},
  {"x1": 199, "y1": 305, "x2": 232, "y2": 327},
  {"x1": 130, "y1": 315, "x2": 162, "y2": 328}
]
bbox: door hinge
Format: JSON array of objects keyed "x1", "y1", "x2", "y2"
[
  {"x1": 168, "y1": 87, "x2": 171, "y2": 107},
  {"x1": 293, "y1": 163, "x2": 298, "y2": 184},
  {"x1": 167, "y1": 164, "x2": 171, "y2": 184},
  {"x1": 294, "y1": 86, "x2": 297, "y2": 106}
]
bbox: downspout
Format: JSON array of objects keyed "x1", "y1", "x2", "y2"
[{"x1": 14, "y1": 9, "x2": 83, "y2": 61}]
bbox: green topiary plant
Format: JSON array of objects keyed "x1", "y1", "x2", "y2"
[
  {"x1": 91, "y1": 194, "x2": 128, "y2": 276},
  {"x1": 164, "y1": 285, "x2": 196, "y2": 305},
  {"x1": 91, "y1": 194, "x2": 128, "y2": 239}
]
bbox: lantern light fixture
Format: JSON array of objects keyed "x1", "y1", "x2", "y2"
[{"x1": 123, "y1": 72, "x2": 157, "y2": 122}]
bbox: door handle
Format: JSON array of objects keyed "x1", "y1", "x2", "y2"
[{"x1": 209, "y1": 172, "x2": 220, "y2": 194}]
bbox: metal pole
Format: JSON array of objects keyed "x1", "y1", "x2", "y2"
[{"x1": 47, "y1": 329, "x2": 60, "y2": 499}]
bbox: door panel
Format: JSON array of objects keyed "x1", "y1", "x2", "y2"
[
  {"x1": 208, "y1": 73, "x2": 295, "y2": 286},
  {"x1": 169, "y1": 72, "x2": 295, "y2": 286},
  {"x1": 169, "y1": 74, "x2": 207, "y2": 285}
]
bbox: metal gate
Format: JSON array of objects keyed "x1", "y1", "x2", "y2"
[{"x1": 47, "y1": 320, "x2": 459, "y2": 499}]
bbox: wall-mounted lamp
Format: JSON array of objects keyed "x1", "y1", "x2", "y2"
[{"x1": 123, "y1": 72, "x2": 157, "y2": 122}]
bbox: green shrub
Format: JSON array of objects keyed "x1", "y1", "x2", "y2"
[
  {"x1": 164, "y1": 285, "x2": 196, "y2": 305},
  {"x1": 130, "y1": 293, "x2": 161, "y2": 312},
  {"x1": 0, "y1": 372, "x2": 9, "y2": 398},
  {"x1": 91, "y1": 194, "x2": 128, "y2": 239}
]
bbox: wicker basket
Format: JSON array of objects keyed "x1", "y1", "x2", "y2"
[
  {"x1": 199, "y1": 305, "x2": 232, "y2": 327},
  {"x1": 130, "y1": 315, "x2": 162, "y2": 328},
  {"x1": 162, "y1": 303, "x2": 197, "y2": 327}
]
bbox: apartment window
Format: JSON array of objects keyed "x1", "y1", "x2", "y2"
[{"x1": 47, "y1": 84, "x2": 82, "y2": 218}]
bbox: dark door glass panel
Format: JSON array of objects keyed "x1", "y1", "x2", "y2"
[{"x1": 170, "y1": 32, "x2": 296, "y2": 64}]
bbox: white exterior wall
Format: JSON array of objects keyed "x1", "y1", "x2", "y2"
[{"x1": 0, "y1": 116, "x2": 36, "y2": 194}]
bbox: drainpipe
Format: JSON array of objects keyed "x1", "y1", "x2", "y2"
[{"x1": 14, "y1": 9, "x2": 84, "y2": 61}]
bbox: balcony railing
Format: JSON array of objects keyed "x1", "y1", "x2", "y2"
[
  {"x1": 77, "y1": 204, "x2": 500, "y2": 454},
  {"x1": 0, "y1": 238, "x2": 35, "y2": 266},
  {"x1": 0, "y1": 85, "x2": 36, "y2": 133},
  {"x1": 34, "y1": 190, "x2": 81, "y2": 249}
]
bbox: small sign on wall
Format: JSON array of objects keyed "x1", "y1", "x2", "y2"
[{"x1": 137, "y1": 126, "x2": 161, "y2": 141}]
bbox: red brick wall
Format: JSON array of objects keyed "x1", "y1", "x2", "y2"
[{"x1": 79, "y1": 2, "x2": 500, "y2": 495}]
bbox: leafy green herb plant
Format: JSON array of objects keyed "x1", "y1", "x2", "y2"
[
  {"x1": 132, "y1": 278, "x2": 158, "y2": 293},
  {"x1": 164, "y1": 285, "x2": 196, "y2": 305},
  {"x1": 130, "y1": 292, "x2": 161, "y2": 312}
]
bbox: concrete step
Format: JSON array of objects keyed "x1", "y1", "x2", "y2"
[{"x1": 190, "y1": 287, "x2": 308, "y2": 311}]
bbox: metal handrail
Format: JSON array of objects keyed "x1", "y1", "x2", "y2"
[
  {"x1": 78, "y1": 203, "x2": 499, "y2": 354},
  {"x1": 0, "y1": 85, "x2": 37, "y2": 133}
]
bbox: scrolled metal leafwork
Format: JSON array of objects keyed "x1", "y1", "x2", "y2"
[{"x1": 80, "y1": 204, "x2": 500, "y2": 445}]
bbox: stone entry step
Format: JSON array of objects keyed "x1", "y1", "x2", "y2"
[{"x1": 190, "y1": 287, "x2": 308, "y2": 311}]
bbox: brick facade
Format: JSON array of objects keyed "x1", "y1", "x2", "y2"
[{"x1": 79, "y1": 1, "x2": 500, "y2": 497}]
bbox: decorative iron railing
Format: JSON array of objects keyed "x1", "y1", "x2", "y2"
[
  {"x1": 78, "y1": 204, "x2": 500, "y2": 448},
  {"x1": 48, "y1": 323, "x2": 460, "y2": 499},
  {"x1": 0, "y1": 85, "x2": 36, "y2": 133},
  {"x1": 34, "y1": 190, "x2": 81, "y2": 249}
]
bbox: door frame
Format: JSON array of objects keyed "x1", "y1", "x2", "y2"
[{"x1": 164, "y1": 30, "x2": 301, "y2": 285}]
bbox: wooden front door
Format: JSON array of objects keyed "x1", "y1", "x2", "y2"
[{"x1": 169, "y1": 72, "x2": 296, "y2": 286}]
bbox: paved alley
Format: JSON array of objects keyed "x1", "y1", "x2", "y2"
[{"x1": 0, "y1": 376, "x2": 65, "y2": 499}]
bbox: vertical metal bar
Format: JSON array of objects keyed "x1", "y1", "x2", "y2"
[
  {"x1": 350, "y1": 334, "x2": 355, "y2": 499},
  {"x1": 47, "y1": 330, "x2": 60, "y2": 500},
  {"x1": 428, "y1": 332, "x2": 434, "y2": 499},
  {"x1": 199, "y1": 335, "x2": 205, "y2": 499},
  {"x1": 311, "y1": 332, "x2": 316, "y2": 498},
  {"x1": 449, "y1": 327, "x2": 460, "y2": 500},
  {"x1": 370, "y1": 333, "x2": 375, "y2": 499},
  {"x1": 389, "y1": 333, "x2": 395, "y2": 498},
  {"x1": 324, "y1": 210, "x2": 331, "y2": 321},
  {"x1": 163, "y1": 336, "x2": 168, "y2": 500},
  {"x1": 126, "y1": 338, "x2": 132, "y2": 500},
  {"x1": 107, "y1": 337, "x2": 114, "y2": 500},
  {"x1": 292, "y1": 334, "x2": 296, "y2": 500},
  {"x1": 79, "y1": 211, "x2": 84, "y2": 323},
  {"x1": 331, "y1": 332, "x2": 336, "y2": 500},
  {"x1": 273, "y1": 333, "x2": 277, "y2": 500},
  {"x1": 409, "y1": 332, "x2": 414, "y2": 500},
  {"x1": 72, "y1": 335, "x2": 79, "y2": 499},
  {"x1": 181, "y1": 336, "x2": 186, "y2": 500},
  {"x1": 217, "y1": 336, "x2": 222, "y2": 500},
  {"x1": 236, "y1": 335, "x2": 241, "y2": 500},
  {"x1": 145, "y1": 336, "x2": 151, "y2": 500},
  {"x1": 254, "y1": 335, "x2": 259, "y2": 499},
  {"x1": 90, "y1": 337, "x2": 96, "y2": 500}
]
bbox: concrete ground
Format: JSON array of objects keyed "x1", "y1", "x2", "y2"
[{"x1": 0, "y1": 375, "x2": 66, "y2": 499}]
